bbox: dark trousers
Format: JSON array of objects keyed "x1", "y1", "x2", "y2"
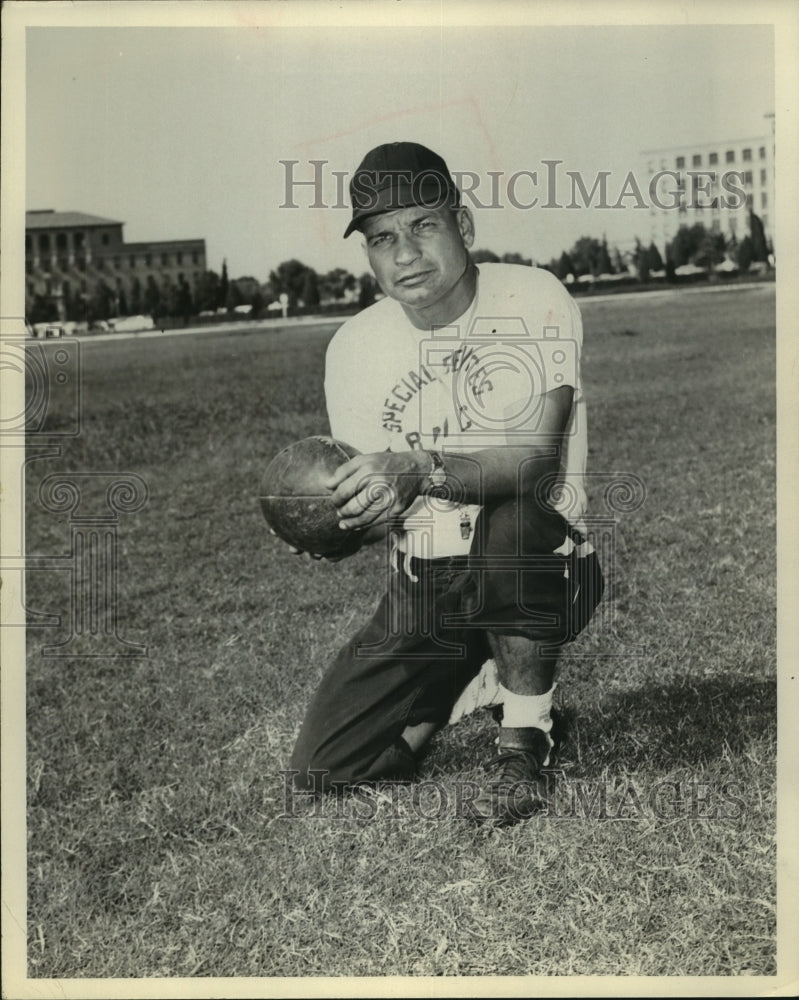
[{"x1": 289, "y1": 499, "x2": 604, "y2": 791}]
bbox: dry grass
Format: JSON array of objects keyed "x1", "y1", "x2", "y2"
[{"x1": 25, "y1": 282, "x2": 776, "y2": 979}]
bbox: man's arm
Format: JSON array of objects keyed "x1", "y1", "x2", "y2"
[{"x1": 327, "y1": 385, "x2": 573, "y2": 530}]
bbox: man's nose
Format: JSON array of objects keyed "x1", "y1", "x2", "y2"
[{"x1": 394, "y1": 230, "x2": 421, "y2": 264}]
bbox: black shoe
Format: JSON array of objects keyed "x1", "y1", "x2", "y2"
[
  {"x1": 362, "y1": 736, "x2": 417, "y2": 784},
  {"x1": 466, "y1": 727, "x2": 552, "y2": 827}
]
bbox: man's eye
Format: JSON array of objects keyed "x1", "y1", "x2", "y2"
[{"x1": 369, "y1": 235, "x2": 389, "y2": 247}]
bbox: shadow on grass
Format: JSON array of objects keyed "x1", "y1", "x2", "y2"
[
  {"x1": 556, "y1": 674, "x2": 776, "y2": 775},
  {"x1": 433, "y1": 674, "x2": 776, "y2": 779}
]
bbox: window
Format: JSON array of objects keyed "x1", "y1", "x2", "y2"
[
  {"x1": 25, "y1": 235, "x2": 31, "y2": 252},
  {"x1": 102, "y1": 233, "x2": 110, "y2": 245},
  {"x1": 761, "y1": 192, "x2": 768, "y2": 209},
  {"x1": 161, "y1": 253, "x2": 168, "y2": 265},
  {"x1": 192, "y1": 252, "x2": 198, "y2": 265},
  {"x1": 760, "y1": 168, "x2": 767, "y2": 185},
  {"x1": 176, "y1": 252, "x2": 183, "y2": 265},
  {"x1": 745, "y1": 194, "x2": 753, "y2": 209},
  {"x1": 692, "y1": 154, "x2": 702, "y2": 167},
  {"x1": 39, "y1": 234, "x2": 50, "y2": 251},
  {"x1": 676, "y1": 156, "x2": 685, "y2": 169},
  {"x1": 726, "y1": 150, "x2": 735, "y2": 163},
  {"x1": 74, "y1": 232, "x2": 84, "y2": 248},
  {"x1": 742, "y1": 148, "x2": 752, "y2": 161},
  {"x1": 97, "y1": 258, "x2": 104, "y2": 271},
  {"x1": 56, "y1": 233, "x2": 67, "y2": 249},
  {"x1": 759, "y1": 146, "x2": 766, "y2": 159},
  {"x1": 743, "y1": 171, "x2": 753, "y2": 186},
  {"x1": 709, "y1": 152, "x2": 718, "y2": 165},
  {"x1": 145, "y1": 253, "x2": 152, "y2": 267},
  {"x1": 130, "y1": 255, "x2": 136, "y2": 268}
]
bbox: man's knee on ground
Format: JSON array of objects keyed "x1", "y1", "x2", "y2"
[{"x1": 289, "y1": 736, "x2": 416, "y2": 794}]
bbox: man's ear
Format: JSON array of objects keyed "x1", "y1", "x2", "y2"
[{"x1": 456, "y1": 206, "x2": 475, "y2": 249}]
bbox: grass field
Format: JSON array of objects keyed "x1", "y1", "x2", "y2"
[{"x1": 23, "y1": 281, "x2": 777, "y2": 979}]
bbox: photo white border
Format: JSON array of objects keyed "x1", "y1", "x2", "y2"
[{"x1": 2, "y1": 1, "x2": 797, "y2": 997}]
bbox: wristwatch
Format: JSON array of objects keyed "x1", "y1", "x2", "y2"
[{"x1": 427, "y1": 450, "x2": 447, "y2": 493}]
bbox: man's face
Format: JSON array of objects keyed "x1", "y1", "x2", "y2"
[{"x1": 361, "y1": 205, "x2": 474, "y2": 309}]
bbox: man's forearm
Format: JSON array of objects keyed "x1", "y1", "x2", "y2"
[{"x1": 421, "y1": 445, "x2": 563, "y2": 506}]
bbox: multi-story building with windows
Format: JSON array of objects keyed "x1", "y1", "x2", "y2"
[
  {"x1": 25, "y1": 210, "x2": 207, "y2": 321},
  {"x1": 641, "y1": 131, "x2": 774, "y2": 254}
]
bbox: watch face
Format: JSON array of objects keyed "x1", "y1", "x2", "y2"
[{"x1": 429, "y1": 452, "x2": 446, "y2": 487}]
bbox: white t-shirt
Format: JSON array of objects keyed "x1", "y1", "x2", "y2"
[{"x1": 325, "y1": 263, "x2": 588, "y2": 558}]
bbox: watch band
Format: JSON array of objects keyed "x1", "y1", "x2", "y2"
[{"x1": 427, "y1": 450, "x2": 447, "y2": 492}]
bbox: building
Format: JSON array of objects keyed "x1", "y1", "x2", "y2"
[
  {"x1": 25, "y1": 210, "x2": 207, "y2": 321},
  {"x1": 641, "y1": 129, "x2": 774, "y2": 254}
]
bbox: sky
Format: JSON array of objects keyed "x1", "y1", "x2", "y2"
[{"x1": 23, "y1": 10, "x2": 776, "y2": 282}]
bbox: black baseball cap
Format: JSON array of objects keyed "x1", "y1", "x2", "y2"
[{"x1": 344, "y1": 141, "x2": 461, "y2": 238}]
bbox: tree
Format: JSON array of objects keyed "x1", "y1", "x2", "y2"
[
  {"x1": 161, "y1": 276, "x2": 176, "y2": 318},
  {"x1": 471, "y1": 249, "x2": 500, "y2": 263},
  {"x1": 250, "y1": 288, "x2": 265, "y2": 319},
  {"x1": 196, "y1": 270, "x2": 220, "y2": 313},
  {"x1": 500, "y1": 251, "x2": 532, "y2": 267},
  {"x1": 693, "y1": 230, "x2": 726, "y2": 270},
  {"x1": 634, "y1": 239, "x2": 650, "y2": 283},
  {"x1": 595, "y1": 238, "x2": 613, "y2": 276},
  {"x1": 556, "y1": 251, "x2": 576, "y2": 281},
  {"x1": 667, "y1": 223, "x2": 709, "y2": 268},
  {"x1": 225, "y1": 278, "x2": 243, "y2": 312},
  {"x1": 144, "y1": 275, "x2": 161, "y2": 319},
  {"x1": 130, "y1": 277, "x2": 142, "y2": 315},
  {"x1": 320, "y1": 267, "x2": 357, "y2": 301},
  {"x1": 736, "y1": 235, "x2": 754, "y2": 273},
  {"x1": 568, "y1": 236, "x2": 599, "y2": 276},
  {"x1": 612, "y1": 246, "x2": 625, "y2": 274},
  {"x1": 301, "y1": 269, "x2": 320, "y2": 309},
  {"x1": 29, "y1": 295, "x2": 59, "y2": 324},
  {"x1": 749, "y1": 211, "x2": 768, "y2": 263},
  {"x1": 90, "y1": 280, "x2": 114, "y2": 322},
  {"x1": 177, "y1": 277, "x2": 193, "y2": 324},
  {"x1": 358, "y1": 272, "x2": 377, "y2": 309},
  {"x1": 646, "y1": 242, "x2": 664, "y2": 272},
  {"x1": 218, "y1": 259, "x2": 229, "y2": 309},
  {"x1": 269, "y1": 259, "x2": 316, "y2": 309}
]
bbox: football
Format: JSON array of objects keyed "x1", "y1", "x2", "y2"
[{"x1": 259, "y1": 435, "x2": 364, "y2": 558}]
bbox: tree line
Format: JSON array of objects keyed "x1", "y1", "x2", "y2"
[
  {"x1": 548, "y1": 211, "x2": 771, "y2": 284},
  {"x1": 31, "y1": 210, "x2": 773, "y2": 326}
]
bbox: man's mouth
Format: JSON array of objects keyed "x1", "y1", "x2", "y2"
[{"x1": 396, "y1": 270, "x2": 433, "y2": 287}]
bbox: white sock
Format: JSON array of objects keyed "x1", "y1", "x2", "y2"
[{"x1": 498, "y1": 683, "x2": 555, "y2": 733}]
